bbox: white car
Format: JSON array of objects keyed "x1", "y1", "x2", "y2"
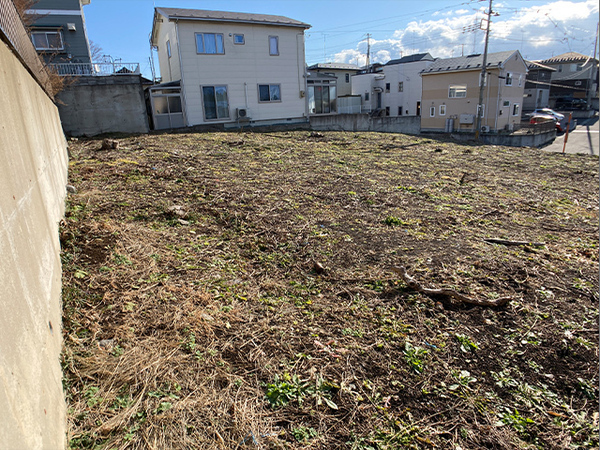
[{"x1": 530, "y1": 108, "x2": 565, "y2": 121}]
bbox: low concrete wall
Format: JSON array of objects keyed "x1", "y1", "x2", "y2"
[
  {"x1": 310, "y1": 114, "x2": 421, "y2": 134},
  {"x1": 0, "y1": 39, "x2": 68, "y2": 448},
  {"x1": 57, "y1": 74, "x2": 150, "y2": 136},
  {"x1": 443, "y1": 130, "x2": 557, "y2": 148}
]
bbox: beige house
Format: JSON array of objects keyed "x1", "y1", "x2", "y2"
[
  {"x1": 150, "y1": 8, "x2": 310, "y2": 129},
  {"x1": 420, "y1": 50, "x2": 528, "y2": 133}
]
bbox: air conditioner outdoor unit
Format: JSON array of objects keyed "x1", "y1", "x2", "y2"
[
  {"x1": 237, "y1": 108, "x2": 249, "y2": 119},
  {"x1": 481, "y1": 125, "x2": 490, "y2": 132}
]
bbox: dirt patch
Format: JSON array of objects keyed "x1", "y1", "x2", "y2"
[{"x1": 61, "y1": 131, "x2": 598, "y2": 449}]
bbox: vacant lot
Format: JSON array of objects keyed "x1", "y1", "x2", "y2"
[{"x1": 61, "y1": 131, "x2": 598, "y2": 449}]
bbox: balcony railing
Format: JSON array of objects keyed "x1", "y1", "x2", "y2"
[{"x1": 49, "y1": 62, "x2": 140, "y2": 76}]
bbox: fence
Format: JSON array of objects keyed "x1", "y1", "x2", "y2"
[
  {"x1": 50, "y1": 62, "x2": 141, "y2": 76},
  {"x1": 0, "y1": 0, "x2": 53, "y2": 97}
]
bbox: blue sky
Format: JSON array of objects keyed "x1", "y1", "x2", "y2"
[{"x1": 83, "y1": 0, "x2": 599, "y2": 80}]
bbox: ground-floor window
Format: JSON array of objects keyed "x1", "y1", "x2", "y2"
[
  {"x1": 202, "y1": 85, "x2": 229, "y2": 120},
  {"x1": 398, "y1": 106, "x2": 403, "y2": 116},
  {"x1": 258, "y1": 84, "x2": 281, "y2": 102},
  {"x1": 512, "y1": 103, "x2": 520, "y2": 116}
]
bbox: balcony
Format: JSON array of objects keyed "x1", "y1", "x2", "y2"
[{"x1": 48, "y1": 62, "x2": 140, "y2": 76}]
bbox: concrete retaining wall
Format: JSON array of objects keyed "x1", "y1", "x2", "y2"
[
  {"x1": 444, "y1": 130, "x2": 557, "y2": 148},
  {"x1": 57, "y1": 74, "x2": 150, "y2": 136},
  {"x1": 310, "y1": 114, "x2": 421, "y2": 134},
  {"x1": 0, "y1": 39, "x2": 68, "y2": 448}
]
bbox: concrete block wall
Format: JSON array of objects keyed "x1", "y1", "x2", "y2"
[
  {"x1": 57, "y1": 74, "x2": 150, "y2": 136},
  {"x1": 310, "y1": 114, "x2": 421, "y2": 135},
  {"x1": 0, "y1": 38, "x2": 68, "y2": 448}
]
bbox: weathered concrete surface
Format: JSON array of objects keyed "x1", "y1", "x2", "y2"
[
  {"x1": 0, "y1": 39, "x2": 68, "y2": 449},
  {"x1": 57, "y1": 74, "x2": 150, "y2": 136},
  {"x1": 310, "y1": 114, "x2": 421, "y2": 135}
]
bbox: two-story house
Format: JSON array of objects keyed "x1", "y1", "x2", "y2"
[
  {"x1": 150, "y1": 7, "x2": 311, "y2": 129},
  {"x1": 26, "y1": 0, "x2": 92, "y2": 65},
  {"x1": 523, "y1": 61, "x2": 556, "y2": 112},
  {"x1": 351, "y1": 53, "x2": 435, "y2": 116},
  {"x1": 420, "y1": 50, "x2": 528, "y2": 133},
  {"x1": 536, "y1": 52, "x2": 598, "y2": 109}
]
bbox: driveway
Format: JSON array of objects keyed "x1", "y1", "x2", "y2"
[{"x1": 542, "y1": 115, "x2": 599, "y2": 155}]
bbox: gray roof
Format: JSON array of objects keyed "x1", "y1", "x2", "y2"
[
  {"x1": 421, "y1": 50, "x2": 518, "y2": 74},
  {"x1": 155, "y1": 7, "x2": 310, "y2": 29},
  {"x1": 538, "y1": 52, "x2": 596, "y2": 64},
  {"x1": 386, "y1": 53, "x2": 434, "y2": 66},
  {"x1": 307, "y1": 63, "x2": 361, "y2": 71}
]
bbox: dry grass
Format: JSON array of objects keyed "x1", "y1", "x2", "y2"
[{"x1": 61, "y1": 131, "x2": 599, "y2": 449}]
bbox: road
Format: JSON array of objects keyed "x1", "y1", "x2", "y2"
[{"x1": 542, "y1": 115, "x2": 599, "y2": 156}]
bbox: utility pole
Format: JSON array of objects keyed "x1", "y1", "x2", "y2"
[
  {"x1": 586, "y1": 21, "x2": 598, "y2": 108},
  {"x1": 365, "y1": 33, "x2": 371, "y2": 72},
  {"x1": 475, "y1": 0, "x2": 493, "y2": 140}
]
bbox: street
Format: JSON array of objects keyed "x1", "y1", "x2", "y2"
[{"x1": 542, "y1": 115, "x2": 599, "y2": 155}]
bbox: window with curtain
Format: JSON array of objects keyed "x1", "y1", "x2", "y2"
[
  {"x1": 269, "y1": 36, "x2": 279, "y2": 55},
  {"x1": 196, "y1": 33, "x2": 224, "y2": 54}
]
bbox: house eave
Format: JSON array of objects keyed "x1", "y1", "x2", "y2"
[{"x1": 166, "y1": 16, "x2": 310, "y2": 29}]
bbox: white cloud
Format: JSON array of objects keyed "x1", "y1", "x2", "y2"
[{"x1": 331, "y1": 0, "x2": 598, "y2": 65}]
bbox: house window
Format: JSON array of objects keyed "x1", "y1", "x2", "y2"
[
  {"x1": 258, "y1": 84, "x2": 281, "y2": 102},
  {"x1": 308, "y1": 85, "x2": 336, "y2": 114},
  {"x1": 365, "y1": 92, "x2": 369, "y2": 101},
  {"x1": 448, "y1": 85, "x2": 467, "y2": 98},
  {"x1": 31, "y1": 30, "x2": 64, "y2": 51},
  {"x1": 558, "y1": 64, "x2": 563, "y2": 73},
  {"x1": 345, "y1": 73, "x2": 350, "y2": 83},
  {"x1": 439, "y1": 105, "x2": 446, "y2": 116},
  {"x1": 234, "y1": 34, "x2": 245, "y2": 45},
  {"x1": 269, "y1": 36, "x2": 279, "y2": 55},
  {"x1": 430, "y1": 106, "x2": 435, "y2": 117},
  {"x1": 512, "y1": 103, "x2": 520, "y2": 116},
  {"x1": 503, "y1": 100, "x2": 510, "y2": 107},
  {"x1": 202, "y1": 85, "x2": 229, "y2": 120},
  {"x1": 196, "y1": 33, "x2": 224, "y2": 54},
  {"x1": 576, "y1": 63, "x2": 583, "y2": 71},
  {"x1": 398, "y1": 106, "x2": 403, "y2": 116},
  {"x1": 385, "y1": 83, "x2": 390, "y2": 93},
  {"x1": 505, "y1": 72, "x2": 513, "y2": 86},
  {"x1": 166, "y1": 40, "x2": 171, "y2": 58},
  {"x1": 518, "y1": 74, "x2": 523, "y2": 87},
  {"x1": 385, "y1": 106, "x2": 390, "y2": 116},
  {"x1": 398, "y1": 82, "x2": 404, "y2": 92}
]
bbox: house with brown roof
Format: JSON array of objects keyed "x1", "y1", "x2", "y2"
[
  {"x1": 536, "y1": 52, "x2": 598, "y2": 109},
  {"x1": 150, "y1": 7, "x2": 311, "y2": 129},
  {"x1": 420, "y1": 50, "x2": 527, "y2": 133}
]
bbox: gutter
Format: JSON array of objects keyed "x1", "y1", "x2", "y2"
[{"x1": 175, "y1": 19, "x2": 189, "y2": 127}]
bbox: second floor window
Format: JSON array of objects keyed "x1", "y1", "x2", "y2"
[
  {"x1": 398, "y1": 82, "x2": 403, "y2": 92},
  {"x1": 196, "y1": 33, "x2": 224, "y2": 54},
  {"x1": 345, "y1": 73, "x2": 350, "y2": 83},
  {"x1": 234, "y1": 34, "x2": 245, "y2": 45},
  {"x1": 269, "y1": 36, "x2": 279, "y2": 56},
  {"x1": 31, "y1": 30, "x2": 64, "y2": 51},
  {"x1": 166, "y1": 40, "x2": 171, "y2": 58},
  {"x1": 385, "y1": 83, "x2": 390, "y2": 93},
  {"x1": 448, "y1": 85, "x2": 466, "y2": 98},
  {"x1": 505, "y1": 72, "x2": 513, "y2": 86},
  {"x1": 258, "y1": 84, "x2": 281, "y2": 102}
]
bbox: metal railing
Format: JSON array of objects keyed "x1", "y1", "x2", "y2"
[
  {"x1": 0, "y1": 0, "x2": 53, "y2": 97},
  {"x1": 49, "y1": 62, "x2": 140, "y2": 76}
]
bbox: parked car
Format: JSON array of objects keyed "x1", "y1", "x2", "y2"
[
  {"x1": 525, "y1": 108, "x2": 566, "y2": 132},
  {"x1": 529, "y1": 113, "x2": 563, "y2": 132},
  {"x1": 554, "y1": 98, "x2": 587, "y2": 110}
]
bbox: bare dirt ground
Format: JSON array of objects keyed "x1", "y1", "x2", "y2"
[{"x1": 60, "y1": 131, "x2": 599, "y2": 449}]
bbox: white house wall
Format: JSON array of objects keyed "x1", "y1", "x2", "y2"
[
  {"x1": 155, "y1": 19, "x2": 181, "y2": 83},
  {"x1": 175, "y1": 20, "x2": 307, "y2": 126},
  {"x1": 381, "y1": 61, "x2": 432, "y2": 116}
]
